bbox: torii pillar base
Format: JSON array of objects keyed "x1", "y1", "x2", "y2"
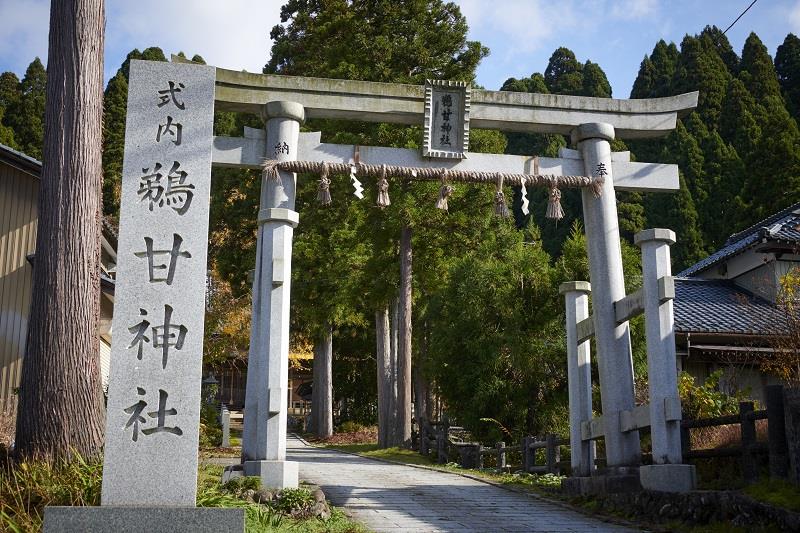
[
  {"x1": 639, "y1": 464, "x2": 696, "y2": 493},
  {"x1": 244, "y1": 460, "x2": 299, "y2": 490}
]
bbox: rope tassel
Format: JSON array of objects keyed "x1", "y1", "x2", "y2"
[
  {"x1": 317, "y1": 163, "x2": 332, "y2": 206},
  {"x1": 546, "y1": 185, "x2": 564, "y2": 220},
  {"x1": 376, "y1": 164, "x2": 391, "y2": 208},
  {"x1": 494, "y1": 175, "x2": 509, "y2": 218},
  {"x1": 262, "y1": 159, "x2": 282, "y2": 184},
  {"x1": 436, "y1": 169, "x2": 452, "y2": 211}
]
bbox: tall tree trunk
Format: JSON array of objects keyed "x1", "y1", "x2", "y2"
[
  {"x1": 15, "y1": 0, "x2": 106, "y2": 459},
  {"x1": 312, "y1": 324, "x2": 333, "y2": 438},
  {"x1": 413, "y1": 318, "x2": 431, "y2": 428},
  {"x1": 397, "y1": 224, "x2": 413, "y2": 446},
  {"x1": 389, "y1": 297, "x2": 399, "y2": 445},
  {"x1": 375, "y1": 306, "x2": 392, "y2": 448}
]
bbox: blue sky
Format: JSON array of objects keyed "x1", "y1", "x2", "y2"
[{"x1": 0, "y1": 0, "x2": 799, "y2": 98}]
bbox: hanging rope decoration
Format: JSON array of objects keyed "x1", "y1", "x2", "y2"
[
  {"x1": 546, "y1": 181, "x2": 565, "y2": 221},
  {"x1": 376, "y1": 164, "x2": 391, "y2": 208},
  {"x1": 316, "y1": 162, "x2": 332, "y2": 206},
  {"x1": 262, "y1": 159, "x2": 604, "y2": 220},
  {"x1": 494, "y1": 174, "x2": 509, "y2": 218},
  {"x1": 435, "y1": 168, "x2": 453, "y2": 212}
]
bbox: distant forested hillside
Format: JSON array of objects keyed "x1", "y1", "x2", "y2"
[{"x1": 2, "y1": 27, "x2": 798, "y2": 272}]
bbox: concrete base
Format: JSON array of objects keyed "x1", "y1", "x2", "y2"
[
  {"x1": 639, "y1": 464, "x2": 697, "y2": 493},
  {"x1": 43, "y1": 506, "x2": 244, "y2": 533},
  {"x1": 562, "y1": 472, "x2": 642, "y2": 496},
  {"x1": 244, "y1": 459, "x2": 299, "y2": 489}
]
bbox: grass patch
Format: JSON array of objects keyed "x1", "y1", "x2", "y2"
[
  {"x1": 324, "y1": 444, "x2": 437, "y2": 466},
  {"x1": 322, "y1": 443, "x2": 565, "y2": 494},
  {"x1": 743, "y1": 478, "x2": 800, "y2": 513},
  {"x1": 0, "y1": 453, "x2": 102, "y2": 532}
]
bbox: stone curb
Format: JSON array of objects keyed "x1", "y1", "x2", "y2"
[{"x1": 299, "y1": 438, "x2": 650, "y2": 532}]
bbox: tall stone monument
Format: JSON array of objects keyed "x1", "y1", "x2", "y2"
[{"x1": 44, "y1": 60, "x2": 243, "y2": 532}]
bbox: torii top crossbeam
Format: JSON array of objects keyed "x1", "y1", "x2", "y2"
[{"x1": 213, "y1": 66, "x2": 698, "y2": 139}]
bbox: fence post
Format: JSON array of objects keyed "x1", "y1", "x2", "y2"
[
  {"x1": 420, "y1": 424, "x2": 429, "y2": 455},
  {"x1": 521, "y1": 436, "x2": 533, "y2": 473},
  {"x1": 767, "y1": 385, "x2": 789, "y2": 479},
  {"x1": 635, "y1": 229, "x2": 682, "y2": 464},
  {"x1": 474, "y1": 443, "x2": 483, "y2": 469},
  {"x1": 220, "y1": 403, "x2": 231, "y2": 448},
  {"x1": 680, "y1": 423, "x2": 691, "y2": 458},
  {"x1": 436, "y1": 429, "x2": 448, "y2": 464},
  {"x1": 740, "y1": 401, "x2": 757, "y2": 484},
  {"x1": 784, "y1": 387, "x2": 800, "y2": 485},
  {"x1": 546, "y1": 433, "x2": 560, "y2": 474},
  {"x1": 496, "y1": 442, "x2": 506, "y2": 473},
  {"x1": 559, "y1": 281, "x2": 594, "y2": 477}
]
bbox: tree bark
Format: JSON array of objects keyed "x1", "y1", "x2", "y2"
[
  {"x1": 389, "y1": 297, "x2": 400, "y2": 445},
  {"x1": 375, "y1": 306, "x2": 392, "y2": 448},
  {"x1": 413, "y1": 318, "x2": 431, "y2": 428},
  {"x1": 15, "y1": 0, "x2": 106, "y2": 459},
  {"x1": 397, "y1": 224, "x2": 413, "y2": 446},
  {"x1": 311, "y1": 324, "x2": 333, "y2": 438}
]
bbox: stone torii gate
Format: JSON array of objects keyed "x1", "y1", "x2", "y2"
[{"x1": 208, "y1": 65, "x2": 698, "y2": 489}]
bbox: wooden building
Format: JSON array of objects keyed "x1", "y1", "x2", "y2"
[{"x1": 0, "y1": 143, "x2": 116, "y2": 409}]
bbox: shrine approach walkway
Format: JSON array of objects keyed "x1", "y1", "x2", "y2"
[{"x1": 287, "y1": 436, "x2": 638, "y2": 532}]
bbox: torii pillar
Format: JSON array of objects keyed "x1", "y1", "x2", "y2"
[
  {"x1": 574, "y1": 123, "x2": 641, "y2": 469},
  {"x1": 241, "y1": 101, "x2": 303, "y2": 488}
]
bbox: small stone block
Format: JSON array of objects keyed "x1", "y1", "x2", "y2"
[
  {"x1": 634, "y1": 228, "x2": 676, "y2": 246},
  {"x1": 221, "y1": 464, "x2": 244, "y2": 483},
  {"x1": 639, "y1": 464, "x2": 696, "y2": 493},
  {"x1": 658, "y1": 275, "x2": 675, "y2": 301},
  {"x1": 243, "y1": 460, "x2": 299, "y2": 489},
  {"x1": 272, "y1": 259, "x2": 284, "y2": 285},
  {"x1": 43, "y1": 506, "x2": 244, "y2": 533},
  {"x1": 559, "y1": 281, "x2": 591, "y2": 294},
  {"x1": 268, "y1": 387, "x2": 284, "y2": 414}
]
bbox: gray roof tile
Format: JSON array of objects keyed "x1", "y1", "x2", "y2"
[{"x1": 674, "y1": 277, "x2": 787, "y2": 336}]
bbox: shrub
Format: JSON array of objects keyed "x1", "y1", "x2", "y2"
[
  {"x1": 337, "y1": 421, "x2": 365, "y2": 434},
  {"x1": 272, "y1": 487, "x2": 314, "y2": 514},
  {"x1": 0, "y1": 454, "x2": 102, "y2": 532},
  {"x1": 199, "y1": 401, "x2": 222, "y2": 448},
  {"x1": 678, "y1": 370, "x2": 748, "y2": 420}
]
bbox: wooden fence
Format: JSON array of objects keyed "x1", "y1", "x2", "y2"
[{"x1": 417, "y1": 384, "x2": 800, "y2": 485}]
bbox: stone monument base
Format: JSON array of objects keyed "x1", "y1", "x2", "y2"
[
  {"x1": 244, "y1": 459, "x2": 299, "y2": 489},
  {"x1": 639, "y1": 464, "x2": 696, "y2": 493},
  {"x1": 561, "y1": 466, "x2": 642, "y2": 496},
  {"x1": 43, "y1": 506, "x2": 244, "y2": 533}
]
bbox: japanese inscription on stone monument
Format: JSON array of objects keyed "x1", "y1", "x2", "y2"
[{"x1": 101, "y1": 60, "x2": 216, "y2": 506}]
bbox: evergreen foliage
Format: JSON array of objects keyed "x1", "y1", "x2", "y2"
[
  {"x1": 3, "y1": 58, "x2": 46, "y2": 159},
  {"x1": 3, "y1": 10, "x2": 800, "y2": 440}
]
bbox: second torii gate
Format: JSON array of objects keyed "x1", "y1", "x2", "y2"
[{"x1": 208, "y1": 65, "x2": 698, "y2": 489}]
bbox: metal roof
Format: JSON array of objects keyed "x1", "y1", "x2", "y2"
[
  {"x1": 0, "y1": 142, "x2": 41, "y2": 177},
  {"x1": 674, "y1": 277, "x2": 787, "y2": 336},
  {"x1": 679, "y1": 203, "x2": 800, "y2": 277}
]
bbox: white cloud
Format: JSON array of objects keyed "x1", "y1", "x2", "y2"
[
  {"x1": 0, "y1": 0, "x2": 50, "y2": 74},
  {"x1": 609, "y1": 0, "x2": 658, "y2": 21},
  {"x1": 106, "y1": 0, "x2": 282, "y2": 75},
  {"x1": 454, "y1": 0, "x2": 571, "y2": 56}
]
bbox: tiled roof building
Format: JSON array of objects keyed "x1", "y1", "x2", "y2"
[{"x1": 672, "y1": 203, "x2": 800, "y2": 402}]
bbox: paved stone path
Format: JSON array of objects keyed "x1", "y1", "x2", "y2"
[{"x1": 287, "y1": 436, "x2": 638, "y2": 532}]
